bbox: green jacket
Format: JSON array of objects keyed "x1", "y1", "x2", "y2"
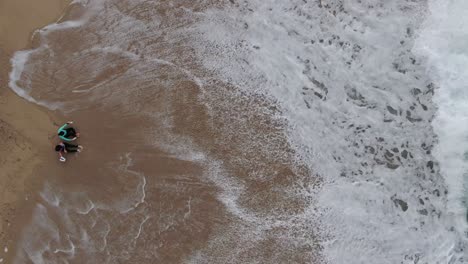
[{"x1": 57, "y1": 123, "x2": 73, "y2": 141}]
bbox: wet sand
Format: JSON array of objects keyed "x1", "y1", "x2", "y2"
[
  {"x1": 0, "y1": 0, "x2": 69, "y2": 261},
  {"x1": 3, "y1": 1, "x2": 323, "y2": 262}
]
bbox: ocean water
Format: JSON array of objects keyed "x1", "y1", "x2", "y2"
[
  {"x1": 7, "y1": 0, "x2": 468, "y2": 263},
  {"x1": 415, "y1": 0, "x2": 468, "y2": 236}
]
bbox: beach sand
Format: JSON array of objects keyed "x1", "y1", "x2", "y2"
[
  {"x1": 0, "y1": 0, "x2": 69, "y2": 260},
  {"x1": 0, "y1": 1, "x2": 324, "y2": 262}
]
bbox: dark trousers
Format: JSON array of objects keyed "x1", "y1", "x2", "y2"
[{"x1": 63, "y1": 142, "x2": 79, "y2": 152}]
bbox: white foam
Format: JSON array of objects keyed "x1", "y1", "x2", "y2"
[
  {"x1": 188, "y1": 0, "x2": 465, "y2": 262},
  {"x1": 39, "y1": 20, "x2": 84, "y2": 34},
  {"x1": 118, "y1": 153, "x2": 147, "y2": 214},
  {"x1": 8, "y1": 49, "x2": 63, "y2": 110},
  {"x1": 75, "y1": 199, "x2": 95, "y2": 215},
  {"x1": 8, "y1": 0, "x2": 87, "y2": 110},
  {"x1": 53, "y1": 235, "x2": 75, "y2": 257},
  {"x1": 414, "y1": 0, "x2": 468, "y2": 243},
  {"x1": 133, "y1": 215, "x2": 150, "y2": 241},
  {"x1": 100, "y1": 222, "x2": 111, "y2": 252},
  {"x1": 14, "y1": 204, "x2": 60, "y2": 264},
  {"x1": 40, "y1": 182, "x2": 61, "y2": 207},
  {"x1": 8, "y1": 50, "x2": 34, "y2": 100},
  {"x1": 183, "y1": 197, "x2": 192, "y2": 220}
]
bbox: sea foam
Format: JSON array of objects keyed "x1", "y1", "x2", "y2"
[{"x1": 415, "y1": 0, "x2": 468, "y2": 242}]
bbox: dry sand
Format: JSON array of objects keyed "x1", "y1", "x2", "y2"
[{"x1": 0, "y1": 0, "x2": 69, "y2": 260}]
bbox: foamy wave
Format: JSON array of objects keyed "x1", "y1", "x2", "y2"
[
  {"x1": 39, "y1": 182, "x2": 61, "y2": 207},
  {"x1": 75, "y1": 200, "x2": 95, "y2": 215},
  {"x1": 414, "y1": 0, "x2": 468, "y2": 258},
  {"x1": 8, "y1": 1, "x2": 86, "y2": 110},
  {"x1": 53, "y1": 235, "x2": 76, "y2": 257},
  {"x1": 14, "y1": 205, "x2": 60, "y2": 264},
  {"x1": 188, "y1": 0, "x2": 464, "y2": 262},
  {"x1": 8, "y1": 51, "x2": 40, "y2": 103},
  {"x1": 9, "y1": 46, "x2": 65, "y2": 110},
  {"x1": 116, "y1": 153, "x2": 147, "y2": 214},
  {"x1": 39, "y1": 20, "x2": 84, "y2": 35}
]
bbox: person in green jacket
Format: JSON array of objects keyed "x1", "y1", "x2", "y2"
[{"x1": 57, "y1": 121, "x2": 80, "y2": 141}]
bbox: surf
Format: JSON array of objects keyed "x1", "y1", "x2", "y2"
[{"x1": 414, "y1": 0, "x2": 468, "y2": 260}]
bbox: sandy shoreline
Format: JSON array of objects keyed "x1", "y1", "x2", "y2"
[
  {"x1": 1, "y1": 1, "x2": 324, "y2": 262},
  {"x1": 0, "y1": 0, "x2": 69, "y2": 261}
]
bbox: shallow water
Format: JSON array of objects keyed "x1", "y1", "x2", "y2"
[{"x1": 9, "y1": 0, "x2": 468, "y2": 263}]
